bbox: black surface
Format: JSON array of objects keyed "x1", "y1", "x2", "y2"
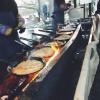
[
  {"x1": 19, "y1": 29, "x2": 88, "y2": 100},
  {"x1": 0, "y1": 28, "x2": 90, "y2": 100}
]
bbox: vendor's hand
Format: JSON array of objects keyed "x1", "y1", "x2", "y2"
[
  {"x1": 19, "y1": 27, "x2": 26, "y2": 33},
  {"x1": 60, "y1": 3, "x2": 71, "y2": 11},
  {"x1": 17, "y1": 14, "x2": 26, "y2": 33}
]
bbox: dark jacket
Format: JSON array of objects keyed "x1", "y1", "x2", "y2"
[
  {"x1": 0, "y1": 0, "x2": 18, "y2": 26},
  {"x1": 55, "y1": 0, "x2": 65, "y2": 6},
  {"x1": 95, "y1": 0, "x2": 100, "y2": 14},
  {"x1": 52, "y1": 0, "x2": 65, "y2": 33},
  {"x1": 0, "y1": 0, "x2": 22, "y2": 60}
]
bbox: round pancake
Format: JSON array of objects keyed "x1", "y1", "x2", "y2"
[
  {"x1": 57, "y1": 31, "x2": 73, "y2": 35},
  {"x1": 11, "y1": 59, "x2": 44, "y2": 75},
  {"x1": 46, "y1": 41, "x2": 65, "y2": 47},
  {"x1": 54, "y1": 34, "x2": 71, "y2": 41},
  {"x1": 31, "y1": 47, "x2": 55, "y2": 58}
]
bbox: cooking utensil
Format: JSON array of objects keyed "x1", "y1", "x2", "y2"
[
  {"x1": 20, "y1": 37, "x2": 39, "y2": 46},
  {"x1": 38, "y1": 29, "x2": 55, "y2": 34},
  {"x1": 14, "y1": 40, "x2": 33, "y2": 51}
]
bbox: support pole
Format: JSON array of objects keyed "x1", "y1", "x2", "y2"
[
  {"x1": 83, "y1": 4, "x2": 85, "y2": 18},
  {"x1": 74, "y1": 0, "x2": 76, "y2": 8},
  {"x1": 89, "y1": 3, "x2": 92, "y2": 17}
]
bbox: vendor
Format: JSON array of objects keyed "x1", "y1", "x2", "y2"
[
  {"x1": 0, "y1": 0, "x2": 25, "y2": 61},
  {"x1": 52, "y1": 0, "x2": 71, "y2": 34},
  {"x1": 95, "y1": 0, "x2": 100, "y2": 15}
]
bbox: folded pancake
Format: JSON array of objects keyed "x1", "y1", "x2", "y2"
[
  {"x1": 46, "y1": 41, "x2": 65, "y2": 47},
  {"x1": 54, "y1": 34, "x2": 71, "y2": 41},
  {"x1": 31, "y1": 47, "x2": 55, "y2": 58},
  {"x1": 57, "y1": 31, "x2": 73, "y2": 35},
  {"x1": 11, "y1": 59, "x2": 44, "y2": 75}
]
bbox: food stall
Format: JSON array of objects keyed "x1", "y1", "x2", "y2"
[
  {"x1": 0, "y1": 0, "x2": 96, "y2": 99},
  {"x1": 18, "y1": 20, "x2": 92, "y2": 100},
  {"x1": 0, "y1": 22, "x2": 82, "y2": 99}
]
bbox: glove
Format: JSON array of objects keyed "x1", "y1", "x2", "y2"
[
  {"x1": 19, "y1": 27, "x2": 26, "y2": 33},
  {"x1": 17, "y1": 14, "x2": 26, "y2": 33},
  {"x1": 60, "y1": 3, "x2": 71, "y2": 11}
]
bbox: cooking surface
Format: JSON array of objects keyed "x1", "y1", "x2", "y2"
[
  {"x1": 0, "y1": 24, "x2": 89, "y2": 100},
  {"x1": 19, "y1": 24, "x2": 89, "y2": 100}
]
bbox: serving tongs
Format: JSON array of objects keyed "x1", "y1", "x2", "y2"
[
  {"x1": 38, "y1": 29, "x2": 54, "y2": 34},
  {"x1": 20, "y1": 37, "x2": 37, "y2": 43},
  {"x1": 32, "y1": 32, "x2": 69, "y2": 48},
  {"x1": 14, "y1": 40, "x2": 33, "y2": 51},
  {"x1": 20, "y1": 37, "x2": 39, "y2": 46},
  {"x1": 32, "y1": 31, "x2": 59, "y2": 42},
  {"x1": 19, "y1": 36, "x2": 53, "y2": 48}
]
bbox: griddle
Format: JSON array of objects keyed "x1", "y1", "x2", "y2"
[{"x1": 0, "y1": 24, "x2": 90, "y2": 100}]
